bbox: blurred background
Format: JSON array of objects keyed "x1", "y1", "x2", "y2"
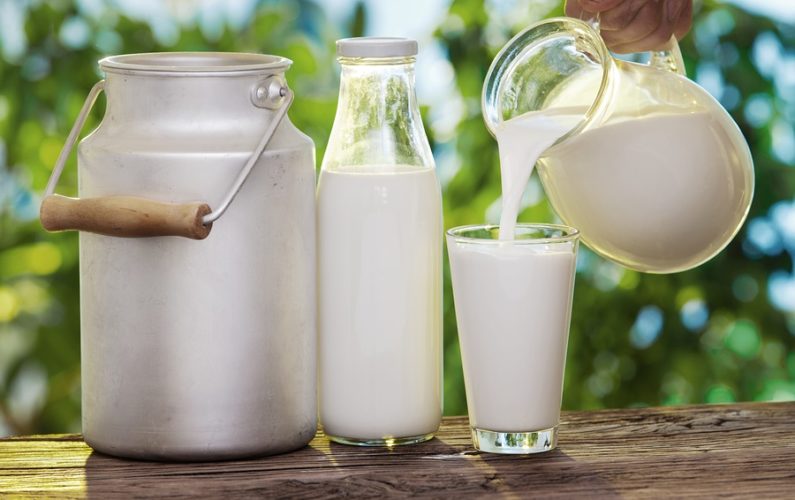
[{"x1": 0, "y1": 0, "x2": 793, "y2": 436}]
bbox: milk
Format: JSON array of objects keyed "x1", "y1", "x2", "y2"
[
  {"x1": 537, "y1": 110, "x2": 752, "y2": 272},
  {"x1": 317, "y1": 167, "x2": 442, "y2": 441},
  {"x1": 447, "y1": 239, "x2": 576, "y2": 431},
  {"x1": 495, "y1": 110, "x2": 580, "y2": 240},
  {"x1": 497, "y1": 108, "x2": 751, "y2": 272}
]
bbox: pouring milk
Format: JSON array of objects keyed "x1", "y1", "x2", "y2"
[
  {"x1": 495, "y1": 109, "x2": 580, "y2": 240},
  {"x1": 446, "y1": 111, "x2": 580, "y2": 437},
  {"x1": 485, "y1": 17, "x2": 753, "y2": 271},
  {"x1": 495, "y1": 107, "x2": 751, "y2": 274}
]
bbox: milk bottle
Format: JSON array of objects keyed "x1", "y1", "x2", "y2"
[{"x1": 318, "y1": 38, "x2": 443, "y2": 446}]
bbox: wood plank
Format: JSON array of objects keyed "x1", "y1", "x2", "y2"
[{"x1": 1, "y1": 403, "x2": 794, "y2": 498}]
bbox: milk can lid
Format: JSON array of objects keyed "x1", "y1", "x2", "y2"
[{"x1": 336, "y1": 37, "x2": 418, "y2": 58}]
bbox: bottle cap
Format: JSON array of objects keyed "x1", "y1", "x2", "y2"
[{"x1": 336, "y1": 37, "x2": 418, "y2": 58}]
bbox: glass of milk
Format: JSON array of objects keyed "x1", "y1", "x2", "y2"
[{"x1": 446, "y1": 223, "x2": 579, "y2": 454}]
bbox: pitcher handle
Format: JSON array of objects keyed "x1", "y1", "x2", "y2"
[
  {"x1": 585, "y1": 13, "x2": 686, "y2": 76},
  {"x1": 40, "y1": 78, "x2": 293, "y2": 240},
  {"x1": 649, "y1": 35, "x2": 686, "y2": 76}
]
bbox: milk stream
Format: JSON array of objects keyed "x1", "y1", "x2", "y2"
[
  {"x1": 317, "y1": 167, "x2": 443, "y2": 441},
  {"x1": 495, "y1": 109, "x2": 580, "y2": 241},
  {"x1": 447, "y1": 241, "x2": 576, "y2": 431}
]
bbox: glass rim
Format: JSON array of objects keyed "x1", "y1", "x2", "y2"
[
  {"x1": 100, "y1": 52, "x2": 291, "y2": 75},
  {"x1": 446, "y1": 223, "x2": 579, "y2": 245}
]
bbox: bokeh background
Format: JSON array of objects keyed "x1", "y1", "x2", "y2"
[{"x1": 1, "y1": 0, "x2": 794, "y2": 436}]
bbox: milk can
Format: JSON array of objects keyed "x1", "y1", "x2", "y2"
[{"x1": 40, "y1": 53, "x2": 317, "y2": 461}]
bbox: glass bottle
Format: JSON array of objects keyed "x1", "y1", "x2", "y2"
[{"x1": 317, "y1": 37, "x2": 443, "y2": 446}]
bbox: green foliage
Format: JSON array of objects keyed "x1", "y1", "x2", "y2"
[{"x1": 1, "y1": 0, "x2": 793, "y2": 435}]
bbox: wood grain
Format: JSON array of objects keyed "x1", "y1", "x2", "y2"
[
  {"x1": 1, "y1": 403, "x2": 794, "y2": 498},
  {"x1": 40, "y1": 194, "x2": 212, "y2": 240}
]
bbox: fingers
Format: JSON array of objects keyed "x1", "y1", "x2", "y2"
[
  {"x1": 599, "y1": 0, "x2": 664, "y2": 49},
  {"x1": 563, "y1": 0, "x2": 614, "y2": 21},
  {"x1": 610, "y1": 0, "x2": 691, "y2": 53},
  {"x1": 564, "y1": 0, "x2": 693, "y2": 53},
  {"x1": 564, "y1": 1, "x2": 587, "y2": 21},
  {"x1": 611, "y1": 15, "x2": 672, "y2": 53},
  {"x1": 673, "y1": 0, "x2": 693, "y2": 39},
  {"x1": 577, "y1": 0, "x2": 625, "y2": 12}
]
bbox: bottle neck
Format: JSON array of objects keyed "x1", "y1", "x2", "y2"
[{"x1": 322, "y1": 57, "x2": 434, "y2": 171}]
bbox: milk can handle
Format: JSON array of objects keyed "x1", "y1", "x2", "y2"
[{"x1": 40, "y1": 78, "x2": 294, "y2": 240}]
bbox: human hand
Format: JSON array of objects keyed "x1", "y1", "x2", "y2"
[{"x1": 564, "y1": 0, "x2": 692, "y2": 54}]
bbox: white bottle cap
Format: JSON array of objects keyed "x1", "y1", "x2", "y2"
[{"x1": 336, "y1": 37, "x2": 418, "y2": 58}]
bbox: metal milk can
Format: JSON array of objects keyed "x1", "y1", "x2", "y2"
[{"x1": 40, "y1": 52, "x2": 317, "y2": 461}]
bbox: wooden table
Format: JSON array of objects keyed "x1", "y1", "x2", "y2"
[{"x1": 2, "y1": 402, "x2": 794, "y2": 498}]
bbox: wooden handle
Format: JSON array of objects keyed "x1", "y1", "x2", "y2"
[{"x1": 40, "y1": 194, "x2": 212, "y2": 240}]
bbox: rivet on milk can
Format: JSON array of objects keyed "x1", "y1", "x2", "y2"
[{"x1": 40, "y1": 52, "x2": 317, "y2": 461}]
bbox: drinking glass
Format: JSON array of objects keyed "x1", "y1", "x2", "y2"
[{"x1": 446, "y1": 223, "x2": 579, "y2": 454}]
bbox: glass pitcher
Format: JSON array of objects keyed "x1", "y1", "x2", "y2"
[{"x1": 482, "y1": 17, "x2": 754, "y2": 273}]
